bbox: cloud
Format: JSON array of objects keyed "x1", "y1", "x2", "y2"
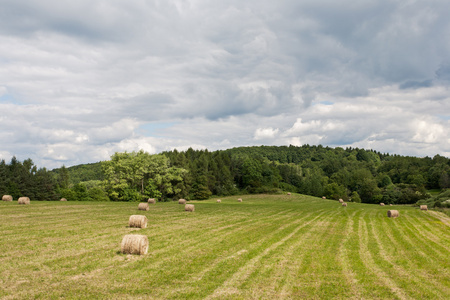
[
  {"x1": 436, "y1": 62, "x2": 450, "y2": 82},
  {"x1": 278, "y1": 85, "x2": 450, "y2": 157},
  {"x1": 254, "y1": 127, "x2": 279, "y2": 140},
  {"x1": 0, "y1": 0, "x2": 449, "y2": 168},
  {"x1": 89, "y1": 118, "x2": 139, "y2": 145},
  {"x1": 399, "y1": 80, "x2": 433, "y2": 90},
  {"x1": 412, "y1": 119, "x2": 446, "y2": 144}
]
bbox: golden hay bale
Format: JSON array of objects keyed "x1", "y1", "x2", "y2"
[
  {"x1": 128, "y1": 215, "x2": 148, "y2": 228},
  {"x1": 420, "y1": 205, "x2": 428, "y2": 211},
  {"x1": 380, "y1": 203, "x2": 385, "y2": 206},
  {"x1": 238, "y1": 198, "x2": 242, "y2": 202},
  {"x1": 322, "y1": 196, "x2": 326, "y2": 199},
  {"x1": 178, "y1": 199, "x2": 187, "y2": 204},
  {"x1": 60, "y1": 198, "x2": 67, "y2": 201},
  {"x1": 147, "y1": 198, "x2": 156, "y2": 204},
  {"x1": 387, "y1": 210, "x2": 399, "y2": 218},
  {"x1": 138, "y1": 203, "x2": 149, "y2": 211},
  {"x1": 2, "y1": 195, "x2": 13, "y2": 201},
  {"x1": 389, "y1": 204, "x2": 393, "y2": 206},
  {"x1": 185, "y1": 204, "x2": 195, "y2": 212},
  {"x1": 18, "y1": 197, "x2": 30, "y2": 205},
  {"x1": 121, "y1": 234, "x2": 149, "y2": 255},
  {"x1": 217, "y1": 199, "x2": 221, "y2": 203},
  {"x1": 339, "y1": 199, "x2": 344, "y2": 203},
  {"x1": 287, "y1": 192, "x2": 291, "y2": 195},
  {"x1": 342, "y1": 202, "x2": 347, "y2": 207}
]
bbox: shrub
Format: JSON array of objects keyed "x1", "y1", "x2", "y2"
[
  {"x1": 351, "y1": 191, "x2": 361, "y2": 203},
  {"x1": 324, "y1": 183, "x2": 347, "y2": 200},
  {"x1": 73, "y1": 183, "x2": 91, "y2": 201},
  {"x1": 123, "y1": 188, "x2": 142, "y2": 202},
  {"x1": 59, "y1": 188, "x2": 76, "y2": 201},
  {"x1": 88, "y1": 187, "x2": 109, "y2": 201}
]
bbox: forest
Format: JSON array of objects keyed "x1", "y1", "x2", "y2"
[{"x1": 1, "y1": 145, "x2": 450, "y2": 207}]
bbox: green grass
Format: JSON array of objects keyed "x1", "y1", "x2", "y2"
[
  {"x1": 426, "y1": 189, "x2": 443, "y2": 196},
  {"x1": 1, "y1": 194, "x2": 449, "y2": 299}
]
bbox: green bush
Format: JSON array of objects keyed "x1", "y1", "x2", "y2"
[
  {"x1": 122, "y1": 188, "x2": 142, "y2": 202},
  {"x1": 88, "y1": 187, "x2": 109, "y2": 201},
  {"x1": 351, "y1": 191, "x2": 361, "y2": 203},
  {"x1": 324, "y1": 183, "x2": 347, "y2": 200},
  {"x1": 58, "y1": 188, "x2": 76, "y2": 201}
]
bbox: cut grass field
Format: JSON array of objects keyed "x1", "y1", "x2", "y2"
[{"x1": 1, "y1": 194, "x2": 449, "y2": 299}]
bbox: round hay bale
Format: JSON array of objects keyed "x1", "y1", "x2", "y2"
[
  {"x1": 138, "y1": 203, "x2": 149, "y2": 211},
  {"x1": 18, "y1": 197, "x2": 30, "y2": 205},
  {"x1": 389, "y1": 204, "x2": 393, "y2": 206},
  {"x1": 420, "y1": 205, "x2": 428, "y2": 211},
  {"x1": 178, "y1": 199, "x2": 186, "y2": 205},
  {"x1": 147, "y1": 198, "x2": 156, "y2": 204},
  {"x1": 342, "y1": 202, "x2": 347, "y2": 207},
  {"x1": 380, "y1": 203, "x2": 385, "y2": 206},
  {"x1": 217, "y1": 199, "x2": 221, "y2": 203},
  {"x1": 128, "y1": 215, "x2": 148, "y2": 228},
  {"x1": 287, "y1": 192, "x2": 291, "y2": 196},
  {"x1": 387, "y1": 210, "x2": 399, "y2": 218},
  {"x1": 322, "y1": 196, "x2": 326, "y2": 199},
  {"x1": 339, "y1": 199, "x2": 344, "y2": 203},
  {"x1": 60, "y1": 198, "x2": 67, "y2": 201},
  {"x1": 121, "y1": 234, "x2": 149, "y2": 255},
  {"x1": 2, "y1": 195, "x2": 13, "y2": 201},
  {"x1": 237, "y1": 198, "x2": 242, "y2": 202},
  {"x1": 185, "y1": 204, "x2": 195, "y2": 212}
]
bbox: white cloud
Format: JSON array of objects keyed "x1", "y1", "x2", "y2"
[
  {"x1": 0, "y1": 0, "x2": 449, "y2": 168},
  {"x1": 89, "y1": 118, "x2": 139, "y2": 145},
  {"x1": 116, "y1": 138, "x2": 157, "y2": 154},
  {"x1": 254, "y1": 127, "x2": 279, "y2": 140},
  {"x1": 412, "y1": 120, "x2": 446, "y2": 144}
]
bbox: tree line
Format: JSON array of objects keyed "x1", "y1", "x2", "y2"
[
  {"x1": 0, "y1": 157, "x2": 58, "y2": 201},
  {"x1": 162, "y1": 145, "x2": 450, "y2": 205},
  {"x1": 2, "y1": 145, "x2": 450, "y2": 206}
]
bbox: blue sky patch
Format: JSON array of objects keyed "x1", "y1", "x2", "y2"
[
  {"x1": 437, "y1": 115, "x2": 450, "y2": 121},
  {"x1": 0, "y1": 93, "x2": 21, "y2": 104}
]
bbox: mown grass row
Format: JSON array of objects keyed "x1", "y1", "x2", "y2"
[{"x1": 0, "y1": 194, "x2": 449, "y2": 299}]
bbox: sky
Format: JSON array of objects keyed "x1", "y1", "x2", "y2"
[{"x1": 1, "y1": 0, "x2": 449, "y2": 169}]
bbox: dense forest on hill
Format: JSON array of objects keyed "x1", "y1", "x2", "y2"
[{"x1": 1, "y1": 145, "x2": 450, "y2": 207}]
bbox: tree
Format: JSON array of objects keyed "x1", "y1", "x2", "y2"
[
  {"x1": 241, "y1": 157, "x2": 264, "y2": 190},
  {"x1": 439, "y1": 172, "x2": 450, "y2": 189},
  {"x1": 0, "y1": 160, "x2": 8, "y2": 196},
  {"x1": 146, "y1": 156, "x2": 188, "y2": 201},
  {"x1": 351, "y1": 191, "x2": 361, "y2": 203},
  {"x1": 356, "y1": 149, "x2": 370, "y2": 162},
  {"x1": 34, "y1": 167, "x2": 58, "y2": 201},
  {"x1": 188, "y1": 152, "x2": 212, "y2": 199},
  {"x1": 302, "y1": 168, "x2": 324, "y2": 197},
  {"x1": 57, "y1": 165, "x2": 70, "y2": 189},
  {"x1": 72, "y1": 183, "x2": 91, "y2": 201},
  {"x1": 324, "y1": 183, "x2": 347, "y2": 200},
  {"x1": 102, "y1": 151, "x2": 187, "y2": 201},
  {"x1": 377, "y1": 174, "x2": 393, "y2": 188},
  {"x1": 357, "y1": 177, "x2": 381, "y2": 203},
  {"x1": 381, "y1": 185, "x2": 401, "y2": 205}
]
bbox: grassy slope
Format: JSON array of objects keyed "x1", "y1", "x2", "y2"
[{"x1": 0, "y1": 195, "x2": 449, "y2": 299}]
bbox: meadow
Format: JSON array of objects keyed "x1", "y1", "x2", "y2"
[{"x1": 1, "y1": 194, "x2": 449, "y2": 299}]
